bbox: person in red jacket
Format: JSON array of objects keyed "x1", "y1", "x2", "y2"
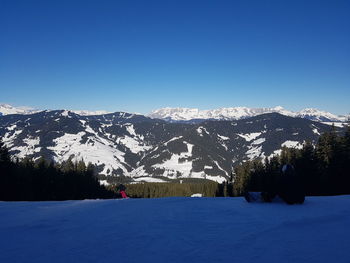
[{"x1": 117, "y1": 184, "x2": 128, "y2": 198}]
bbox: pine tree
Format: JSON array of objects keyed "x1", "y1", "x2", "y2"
[
  {"x1": 77, "y1": 159, "x2": 87, "y2": 173},
  {"x1": 297, "y1": 141, "x2": 318, "y2": 195},
  {"x1": 344, "y1": 126, "x2": 350, "y2": 158},
  {"x1": 0, "y1": 138, "x2": 12, "y2": 200},
  {"x1": 61, "y1": 158, "x2": 75, "y2": 172},
  {"x1": 316, "y1": 126, "x2": 337, "y2": 166},
  {"x1": 86, "y1": 162, "x2": 95, "y2": 176},
  {"x1": 36, "y1": 156, "x2": 48, "y2": 169},
  {"x1": 0, "y1": 138, "x2": 10, "y2": 163}
]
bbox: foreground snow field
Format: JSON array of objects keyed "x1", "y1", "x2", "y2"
[{"x1": 1, "y1": 196, "x2": 350, "y2": 263}]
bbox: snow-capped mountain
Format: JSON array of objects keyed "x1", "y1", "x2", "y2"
[
  {"x1": 149, "y1": 106, "x2": 292, "y2": 121},
  {"x1": 296, "y1": 108, "x2": 347, "y2": 122},
  {"x1": 0, "y1": 104, "x2": 39, "y2": 116},
  {"x1": 149, "y1": 106, "x2": 348, "y2": 123},
  {"x1": 0, "y1": 110, "x2": 343, "y2": 183}
]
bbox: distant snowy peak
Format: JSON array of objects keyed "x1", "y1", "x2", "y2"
[
  {"x1": 149, "y1": 107, "x2": 346, "y2": 122},
  {"x1": 0, "y1": 104, "x2": 39, "y2": 116},
  {"x1": 149, "y1": 107, "x2": 207, "y2": 121},
  {"x1": 296, "y1": 108, "x2": 347, "y2": 122},
  {"x1": 0, "y1": 104, "x2": 112, "y2": 117}
]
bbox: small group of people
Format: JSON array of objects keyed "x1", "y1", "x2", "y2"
[{"x1": 245, "y1": 163, "x2": 305, "y2": 204}]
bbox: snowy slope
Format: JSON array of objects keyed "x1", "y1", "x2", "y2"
[
  {"x1": 1, "y1": 196, "x2": 350, "y2": 263},
  {"x1": 149, "y1": 106, "x2": 347, "y2": 122}
]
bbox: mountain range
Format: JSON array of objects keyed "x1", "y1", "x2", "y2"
[
  {"x1": 0, "y1": 107, "x2": 346, "y2": 184},
  {"x1": 1, "y1": 103, "x2": 349, "y2": 123},
  {"x1": 149, "y1": 106, "x2": 349, "y2": 123}
]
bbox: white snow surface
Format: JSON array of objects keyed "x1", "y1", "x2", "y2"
[
  {"x1": 164, "y1": 136, "x2": 183, "y2": 145},
  {"x1": 1, "y1": 196, "x2": 350, "y2": 263},
  {"x1": 184, "y1": 142, "x2": 194, "y2": 154},
  {"x1": 251, "y1": 138, "x2": 266, "y2": 145},
  {"x1": 268, "y1": 149, "x2": 282, "y2": 159},
  {"x1": 246, "y1": 145, "x2": 264, "y2": 160},
  {"x1": 238, "y1": 132, "x2": 261, "y2": 142},
  {"x1": 152, "y1": 153, "x2": 193, "y2": 178},
  {"x1": 312, "y1": 128, "x2": 320, "y2": 135},
  {"x1": 116, "y1": 135, "x2": 151, "y2": 154},
  {"x1": 322, "y1": 122, "x2": 348, "y2": 128},
  {"x1": 99, "y1": 180, "x2": 110, "y2": 186},
  {"x1": 11, "y1": 137, "x2": 41, "y2": 159},
  {"x1": 2, "y1": 129, "x2": 23, "y2": 148},
  {"x1": 133, "y1": 177, "x2": 167, "y2": 183},
  {"x1": 217, "y1": 134, "x2": 230, "y2": 140},
  {"x1": 281, "y1": 140, "x2": 303, "y2": 149},
  {"x1": 187, "y1": 172, "x2": 227, "y2": 183},
  {"x1": 196, "y1": 126, "x2": 209, "y2": 136}
]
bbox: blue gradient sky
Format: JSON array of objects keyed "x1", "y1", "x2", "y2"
[{"x1": 1, "y1": 0, "x2": 349, "y2": 115}]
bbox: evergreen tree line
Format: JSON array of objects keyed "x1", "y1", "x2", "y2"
[
  {"x1": 0, "y1": 139, "x2": 114, "y2": 201},
  {"x1": 112, "y1": 181, "x2": 220, "y2": 198},
  {"x1": 232, "y1": 126, "x2": 350, "y2": 196}
]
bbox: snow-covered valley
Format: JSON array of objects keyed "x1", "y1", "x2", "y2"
[{"x1": 1, "y1": 196, "x2": 349, "y2": 263}]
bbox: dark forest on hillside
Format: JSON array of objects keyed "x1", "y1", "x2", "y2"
[{"x1": 233, "y1": 126, "x2": 350, "y2": 196}]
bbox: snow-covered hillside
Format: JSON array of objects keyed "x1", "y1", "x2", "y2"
[
  {"x1": 149, "y1": 106, "x2": 348, "y2": 122},
  {"x1": 1, "y1": 196, "x2": 350, "y2": 263},
  {"x1": 0, "y1": 111, "x2": 343, "y2": 183}
]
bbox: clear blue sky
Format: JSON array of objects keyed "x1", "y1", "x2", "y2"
[{"x1": 0, "y1": 0, "x2": 349, "y2": 115}]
